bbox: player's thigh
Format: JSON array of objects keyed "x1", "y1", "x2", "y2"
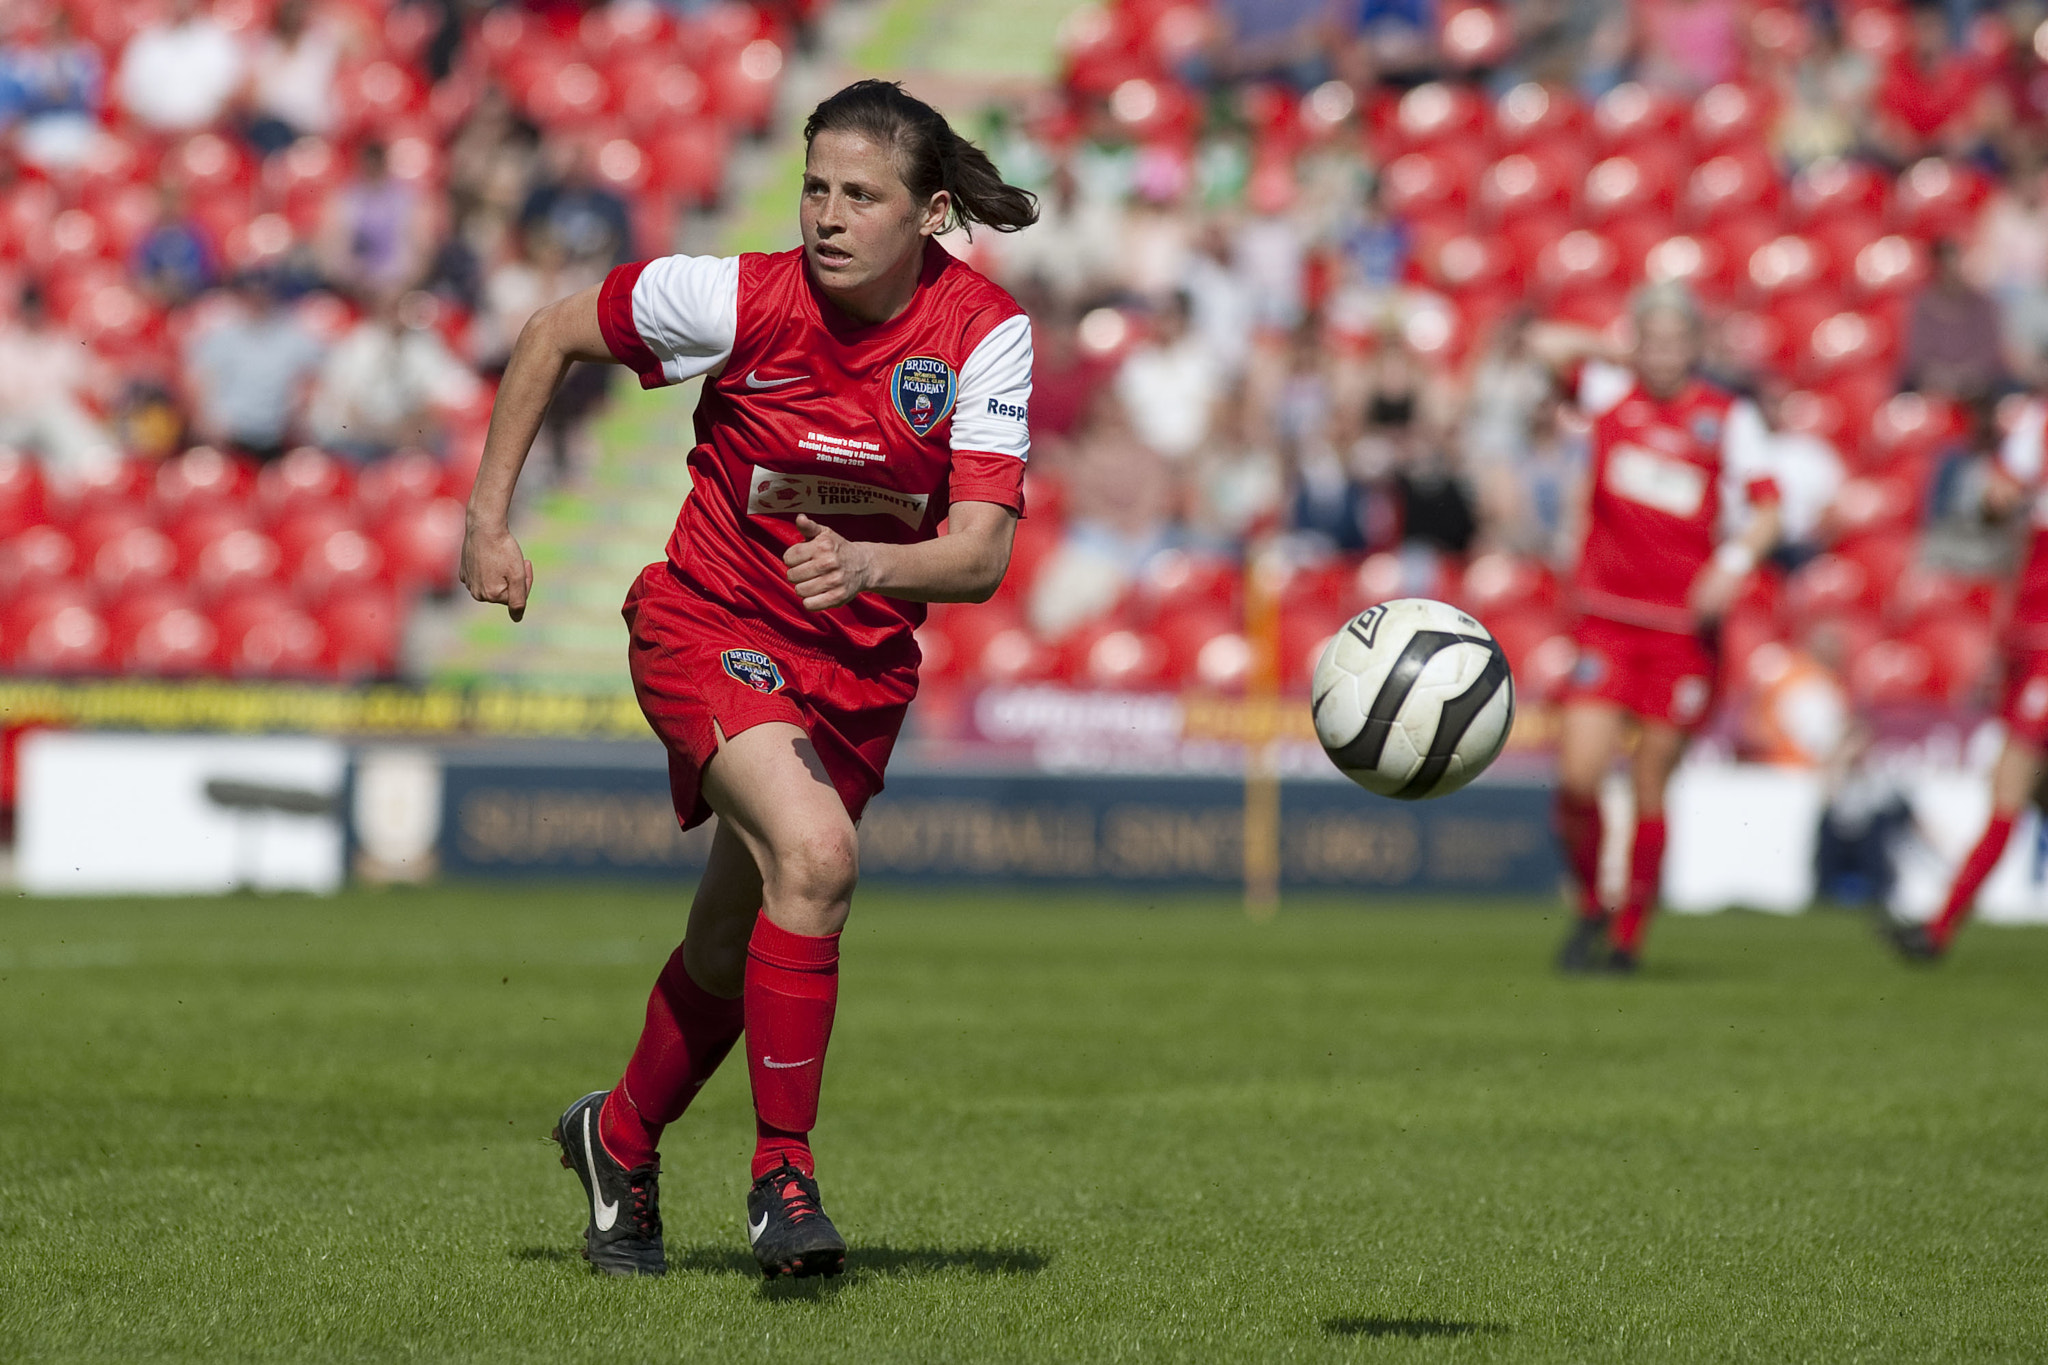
[
  {"x1": 700, "y1": 720, "x2": 859, "y2": 910},
  {"x1": 1556, "y1": 701, "x2": 1628, "y2": 797},
  {"x1": 681, "y1": 820, "x2": 765, "y2": 998},
  {"x1": 1630, "y1": 720, "x2": 1690, "y2": 816}
]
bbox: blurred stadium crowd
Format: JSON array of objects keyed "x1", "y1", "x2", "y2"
[
  {"x1": 1, "y1": 0, "x2": 2045, "y2": 776},
  {"x1": 921, "y1": 0, "x2": 2048, "y2": 770},
  {"x1": 0, "y1": 0, "x2": 801, "y2": 679}
]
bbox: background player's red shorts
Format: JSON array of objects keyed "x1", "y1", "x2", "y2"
[
  {"x1": 1998, "y1": 647, "x2": 2048, "y2": 747},
  {"x1": 1559, "y1": 614, "x2": 1718, "y2": 730},
  {"x1": 623, "y1": 564, "x2": 916, "y2": 829}
]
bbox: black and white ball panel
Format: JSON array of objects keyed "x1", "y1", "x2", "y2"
[{"x1": 1311, "y1": 599, "x2": 1516, "y2": 800}]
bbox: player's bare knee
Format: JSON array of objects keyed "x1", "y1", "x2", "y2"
[{"x1": 767, "y1": 827, "x2": 859, "y2": 917}]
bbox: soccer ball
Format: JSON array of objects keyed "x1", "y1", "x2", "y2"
[{"x1": 1310, "y1": 598, "x2": 1515, "y2": 800}]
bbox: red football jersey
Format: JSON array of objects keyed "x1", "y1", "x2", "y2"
[
  {"x1": 1996, "y1": 400, "x2": 2048, "y2": 647},
  {"x1": 598, "y1": 240, "x2": 1033, "y2": 667},
  {"x1": 1570, "y1": 362, "x2": 1780, "y2": 634}
]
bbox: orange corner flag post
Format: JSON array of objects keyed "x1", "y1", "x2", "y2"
[{"x1": 1244, "y1": 542, "x2": 1284, "y2": 920}]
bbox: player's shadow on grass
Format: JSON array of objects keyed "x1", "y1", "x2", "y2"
[
  {"x1": 516, "y1": 1244, "x2": 1049, "y2": 1291},
  {"x1": 1323, "y1": 1317, "x2": 1508, "y2": 1339}
]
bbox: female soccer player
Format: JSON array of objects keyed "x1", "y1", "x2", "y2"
[
  {"x1": 459, "y1": 81, "x2": 1037, "y2": 1277},
  {"x1": 1893, "y1": 398, "x2": 2048, "y2": 961},
  {"x1": 1535, "y1": 285, "x2": 1783, "y2": 973}
]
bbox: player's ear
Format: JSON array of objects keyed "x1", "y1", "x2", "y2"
[{"x1": 918, "y1": 189, "x2": 952, "y2": 237}]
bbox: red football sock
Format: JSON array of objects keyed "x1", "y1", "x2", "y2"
[
  {"x1": 1609, "y1": 815, "x2": 1667, "y2": 953},
  {"x1": 744, "y1": 913, "x2": 839, "y2": 1180},
  {"x1": 598, "y1": 942, "x2": 744, "y2": 1170},
  {"x1": 1555, "y1": 789, "x2": 1605, "y2": 917},
  {"x1": 1931, "y1": 815, "x2": 2014, "y2": 948}
]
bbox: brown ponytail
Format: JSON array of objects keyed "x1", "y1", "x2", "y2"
[{"x1": 803, "y1": 79, "x2": 1039, "y2": 235}]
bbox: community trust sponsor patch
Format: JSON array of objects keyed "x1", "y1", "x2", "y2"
[{"x1": 747, "y1": 466, "x2": 930, "y2": 528}]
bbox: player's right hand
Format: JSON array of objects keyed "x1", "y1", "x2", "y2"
[{"x1": 460, "y1": 522, "x2": 533, "y2": 622}]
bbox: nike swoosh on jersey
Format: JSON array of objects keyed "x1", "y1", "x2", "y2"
[
  {"x1": 744, "y1": 371, "x2": 802, "y2": 389},
  {"x1": 583, "y1": 1110, "x2": 620, "y2": 1232},
  {"x1": 748, "y1": 1210, "x2": 769, "y2": 1244},
  {"x1": 761, "y1": 1056, "x2": 815, "y2": 1070}
]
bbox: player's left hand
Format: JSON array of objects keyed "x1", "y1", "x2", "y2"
[
  {"x1": 1687, "y1": 564, "x2": 1745, "y2": 623},
  {"x1": 785, "y1": 515, "x2": 877, "y2": 610}
]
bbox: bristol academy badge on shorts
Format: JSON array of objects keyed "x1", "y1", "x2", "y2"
[
  {"x1": 721, "y1": 647, "x2": 786, "y2": 694},
  {"x1": 890, "y1": 355, "x2": 956, "y2": 436}
]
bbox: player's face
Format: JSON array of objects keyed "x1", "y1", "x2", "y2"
[
  {"x1": 800, "y1": 131, "x2": 949, "y2": 309},
  {"x1": 1634, "y1": 309, "x2": 1699, "y2": 398}
]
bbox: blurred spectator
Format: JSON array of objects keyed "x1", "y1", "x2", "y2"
[
  {"x1": 7, "y1": 10, "x2": 102, "y2": 170},
  {"x1": 1114, "y1": 292, "x2": 1219, "y2": 461},
  {"x1": 472, "y1": 224, "x2": 601, "y2": 372},
  {"x1": 1029, "y1": 398, "x2": 1176, "y2": 637},
  {"x1": 1757, "y1": 382, "x2": 1847, "y2": 568},
  {"x1": 1902, "y1": 239, "x2": 2009, "y2": 398},
  {"x1": 991, "y1": 165, "x2": 1123, "y2": 305},
  {"x1": 115, "y1": 0, "x2": 244, "y2": 133},
  {"x1": 1183, "y1": 221, "x2": 1257, "y2": 379},
  {"x1": 1969, "y1": 159, "x2": 2048, "y2": 382},
  {"x1": 1873, "y1": 2, "x2": 1988, "y2": 163},
  {"x1": 307, "y1": 291, "x2": 480, "y2": 461},
  {"x1": 131, "y1": 183, "x2": 217, "y2": 308},
  {"x1": 1774, "y1": 22, "x2": 1875, "y2": 168},
  {"x1": 1201, "y1": 0, "x2": 1339, "y2": 89},
  {"x1": 183, "y1": 274, "x2": 328, "y2": 461},
  {"x1": 316, "y1": 141, "x2": 435, "y2": 299},
  {"x1": 242, "y1": 0, "x2": 355, "y2": 157},
  {"x1": 1634, "y1": 0, "x2": 1743, "y2": 95},
  {"x1": 446, "y1": 85, "x2": 543, "y2": 261},
  {"x1": 1471, "y1": 380, "x2": 1586, "y2": 562},
  {"x1": 0, "y1": 284, "x2": 118, "y2": 478},
  {"x1": 1922, "y1": 394, "x2": 2019, "y2": 575},
  {"x1": 519, "y1": 137, "x2": 635, "y2": 270},
  {"x1": 1340, "y1": 0, "x2": 1439, "y2": 89}
]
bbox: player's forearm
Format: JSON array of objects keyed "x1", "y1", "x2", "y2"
[
  {"x1": 1734, "y1": 503, "x2": 1781, "y2": 560},
  {"x1": 467, "y1": 291, "x2": 611, "y2": 532},
  {"x1": 862, "y1": 529, "x2": 1012, "y2": 603}
]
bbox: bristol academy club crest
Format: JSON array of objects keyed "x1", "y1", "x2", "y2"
[
  {"x1": 720, "y1": 647, "x2": 786, "y2": 694},
  {"x1": 890, "y1": 355, "x2": 956, "y2": 437}
]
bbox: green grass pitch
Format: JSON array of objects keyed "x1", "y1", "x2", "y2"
[{"x1": 2, "y1": 886, "x2": 2045, "y2": 1363}]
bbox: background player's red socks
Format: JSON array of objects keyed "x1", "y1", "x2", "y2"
[
  {"x1": 1932, "y1": 815, "x2": 2014, "y2": 947},
  {"x1": 1610, "y1": 815, "x2": 1667, "y2": 953},
  {"x1": 744, "y1": 913, "x2": 839, "y2": 1179},
  {"x1": 1555, "y1": 790, "x2": 1605, "y2": 917},
  {"x1": 599, "y1": 942, "x2": 744, "y2": 1170}
]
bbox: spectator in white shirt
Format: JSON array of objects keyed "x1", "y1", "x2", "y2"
[
  {"x1": 1114, "y1": 291, "x2": 1220, "y2": 461},
  {"x1": 115, "y1": 0, "x2": 244, "y2": 132},
  {"x1": 243, "y1": 0, "x2": 353, "y2": 157},
  {"x1": 0, "y1": 285, "x2": 119, "y2": 479},
  {"x1": 307, "y1": 291, "x2": 479, "y2": 461}
]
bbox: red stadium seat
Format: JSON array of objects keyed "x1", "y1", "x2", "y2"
[
  {"x1": 335, "y1": 59, "x2": 428, "y2": 135},
  {"x1": 83, "y1": 523, "x2": 178, "y2": 597},
  {"x1": 613, "y1": 58, "x2": 709, "y2": 132},
  {"x1": 109, "y1": 589, "x2": 219, "y2": 677},
  {"x1": 0, "y1": 449, "x2": 48, "y2": 538},
  {"x1": 1829, "y1": 474, "x2": 1921, "y2": 537},
  {"x1": 1851, "y1": 235, "x2": 1928, "y2": 301},
  {"x1": 193, "y1": 527, "x2": 286, "y2": 599},
  {"x1": 1690, "y1": 83, "x2": 1771, "y2": 152},
  {"x1": 1867, "y1": 392, "x2": 1961, "y2": 467},
  {"x1": 1386, "y1": 82, "x2": 1487, "y2": 153},
  {"x1": 1379, "y1": 149, "x2": 1470, "y2": 222},
  {"x1": 1441, "y1": 3, "x2": 1512, "y2": 68},
  {"x1": 975, "y1": 625, "x2": 1057, "y2": 684},
  {"x1": 1849, "y1": 638, "x2": 1940, "y2": 706},
  {"x1": 1641, "y1": 233, "x2": 1731, "y2": 297},
  {"x1": 0, "y1": 181, "x2": 60, "y2": 260},
  {"x1": 1494, "y1": 82, "x2": 1587, "y2": 148},
  {"x1": 1136, "y1": 549, "x2": 1240, "y2": 617},
  {"x1": 1460, "y1": 552, "x2": 1556, "y2": 616},
  {"x1": 1907, "y1": 614, "x2": 1995, "y2": 703},
  {"x1": 317, "y1": 586, "x2": 405, "y2": 680},
  {"x1": 525, "y1": 61, "x2": 613, "y2": 128},
  {"x1": 647, "y1": 123, "x2": 734, "y2": 210},
  {"x1": 212, "y1": 589, "x2": 327, "y2": 678},
  {"x1": 5, "y1": 582, "x2": 110, "y2": 674},
  {"x1": 1592, "y1": 82, "x2": 1686, "y2": 152},
  {"x1": 1798, "y1": 311, "x2": 1895, "y2": 382},
  {"x1": 0, "y1": 524, "x2": 77, "y2": 591},
  {"x1": 1775, "y1": 389, "x2": 1849, "y2": 446},
  {"x1": 257, "y1": 447, "x2": 354, "y2": 518},
  {"x1": 167, "y1": 132, "x2": 251, "y2": 195},
  {"x1": 1535, "y1": 228, "x2": 1624, "y2": 298},
  {"x1": 1479, "y1": 151, "x2": 1575, "y2": 222},
  {"x1": 703, "y1": 38, "x2": 784, "y2": 135},
  {"x1": 1789, "y1": 553, "x2": 1876, "y2": 619},
  {"x1": 1891, "y1": 566, "x2": 1996, "y2": 626},
  {"x1": 294, "y1": 527, "x2": 388, "y2": 604},
  {"x1": 1792, "y1": 156, "x2": 1891, "y2": 226},
  {"x1": 27, "y1": 207, "x2": 112, "y2": 275},
  {"x1": 1686, "y1": 153, "x2": 1782, "y2": 226},
  {"x1": 1846, "y1": 5, "x2": 1909, "y2": 60},
  {"x1": 356, "y1": 450, "x2": 447, "y2": 518},
  {"x1": 581, "y1": 1, "x2": 678, "y2": 56},
  {"x1": 1893, "y1": 158, "x2": 1990, "y2": 241},
  {"x1": 155, "y1": 447, "x2": 256, "y2": 516},
  {"x1": 1581, "y1": 152, "x2": 1680, "y2": 224},
  {"x1": 1073, "y1": 623, "x2": 1170, "y2": 690},
  {"x1": 1416, "y1": 231, "x2": 1518, "y2": 296},
  {"x1": 1746, "y1": 234, "x2": 1832, "y2": 299},
  {"x1": 375, "y1": 497, "x2": 464, "y2": 593}
]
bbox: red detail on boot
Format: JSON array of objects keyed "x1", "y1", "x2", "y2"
[
  {"x1": 1555, "y1": 789, "x2": 1605, "y2": 916},
  {"x1": 1610, "y1": 816, "x2": 1667, "y2": 953},
  {"x1": 745, "y1": 913, "x2": 839, "y2": 1180},
  {"x1": 599, "y1": 942, "x2": 744, "y2": 1169},
  {"x1": 1931, "y1": 815, "x2": 2014, "y2": 948}
]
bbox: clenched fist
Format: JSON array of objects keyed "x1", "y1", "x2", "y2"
[{"x1": 783, "y1": 515, "x2": 878, "y2": 611}]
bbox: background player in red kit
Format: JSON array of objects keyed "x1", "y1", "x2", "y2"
[
  {"x1": 1535, "y1": 285, "x2": 1784, "y2": 973},
  {"x1": 1893, "y1": 398, "x2": 2048, "y2": 961},
  {"x1": 458, "y1": 81, "x2": 1037, "y2": 1277}
]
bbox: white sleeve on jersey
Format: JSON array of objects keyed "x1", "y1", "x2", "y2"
[
  {"x1": 1717, "y1": 398, "x2": 1777, "y2": 535},
  {"x1": 948, "y1": 313, "x2": 1033, "y2": 459},
  {"x1": 1577, "y1": 359, "x2": 1634, "y2": 417},
  {"x1": 2000, "y1": 400, "x2": 2046, "y2": 484},
  {"x1": 631, "y1": 255, "x2": 740, "y2": 384}
]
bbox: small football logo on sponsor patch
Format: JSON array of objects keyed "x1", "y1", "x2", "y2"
[
  {"x1": 890, "y1": 355, "x2": 956, "y2": 436},
  {"x1": 721, "y1": 648, "x2": 785, "y2": 694}
]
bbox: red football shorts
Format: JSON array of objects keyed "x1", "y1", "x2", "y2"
[
  {"x1": 1559, "y1": 614, "x2": 1718, "y2": 730},
  {"x1": 623, "y1": 564, "x2": 916, "y2": 830},
  {"x1": 1999, "y1": 647, "x2": 2048, "y2": 748}
]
